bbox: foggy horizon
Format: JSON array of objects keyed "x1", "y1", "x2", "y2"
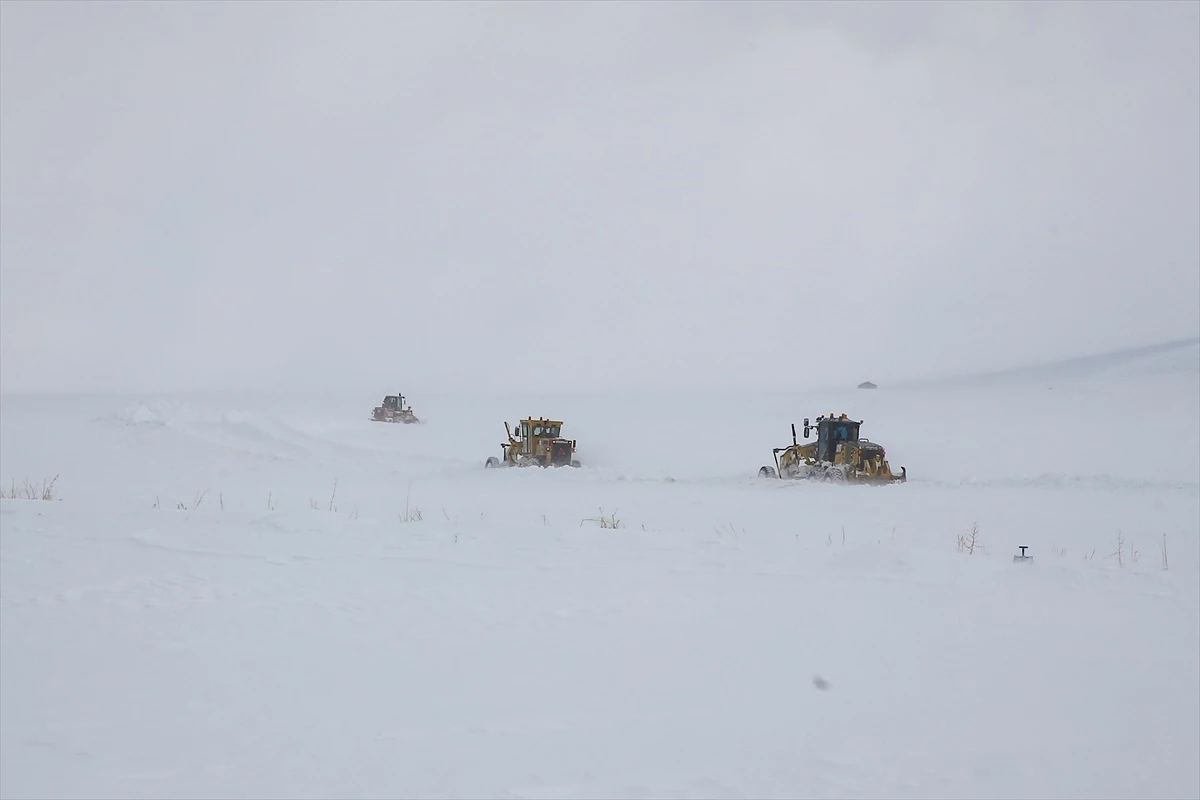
[{"x1": 2, "y1": 0, "x2": 1198, "y2": 396}]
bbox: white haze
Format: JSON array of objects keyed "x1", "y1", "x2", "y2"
[{"x1": 1, "y1": 0, "x2": 1198, "y2": 395}]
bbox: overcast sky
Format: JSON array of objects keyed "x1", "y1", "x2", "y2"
[{"x1": 2, "y1": 0, "x2": 1197, "y2": 395}]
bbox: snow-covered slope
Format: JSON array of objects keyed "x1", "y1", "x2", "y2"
[
  {"x1": 894, "y1": 337, "x2": 1200, "y2": 390},
  {"x1": 2, "y1": 364, "x2": 1197, "y2": 799}
]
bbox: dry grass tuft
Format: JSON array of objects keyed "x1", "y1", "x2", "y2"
[
  {"x1": 1107, "y1": 530, "x2": 1126, "y2": 568},
  {"x1": 581, "y1": 507, "x2": 623, "y2": 529},
  {"x1": 399, "y1": 483, "x2": 423, "y2": 523},
  {"x1": 956, "y1": 522, "x2": 983, "y2": 555},
  {"x1": 0, "y1": 475, "x2": 60, "y2": 501},
  {"x1": 174, "y1": 489, "x2": 209, "y2": 511}
]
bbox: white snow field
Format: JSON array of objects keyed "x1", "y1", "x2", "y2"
[{"x1": 2, "y1": 343, "x2": 1198, "y2": 800}]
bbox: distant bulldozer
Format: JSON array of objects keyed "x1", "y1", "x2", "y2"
[
  {"x1": 370, "y1": 393, "x2": 419, "y2": 424},
  {"x1": 759, "y1": 413, "x2": 906, "y2": 484},
  {"x1": 485, "y1": 417, "x2": 581, "y2": 468}
]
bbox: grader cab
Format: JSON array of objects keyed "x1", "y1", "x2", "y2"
[
  {"x1": 485, "y1": 417, "x2": 581, "y2": 468},
  {"x1": 371, "y1": 393, "x2": 419, "y2": 424},
  {"x1": 758, "y1": 413, "x2": 906, "y2": 484}
]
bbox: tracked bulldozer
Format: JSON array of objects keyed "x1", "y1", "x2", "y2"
[
  {"x1": 371, "y1": 393, "x2": 419, "y2": 424},
  {"x1": 485, "y1": 417, "x2": 581, "y2": 468},
  {"x1": 758, "y1": 413, "x2": 906, "y2": 484}
]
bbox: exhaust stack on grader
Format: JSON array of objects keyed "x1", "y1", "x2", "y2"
[
  {"x1": 371, "y1": 393, "x2": 419, "y2": 424},
  {"x1": 759, "y1": 413, "x2": 906, "y2": 484},
  {"x1": 485, "y1": 417, "x2": 581, "y2": 468}
]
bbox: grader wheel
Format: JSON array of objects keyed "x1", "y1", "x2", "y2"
[{"x1": 825, "y1": 464, "x2": 849, "y2": 483}]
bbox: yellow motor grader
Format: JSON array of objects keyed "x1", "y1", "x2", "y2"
[
  {"x1": 758, "y1": 413, "x2": 906, "y2": 484},
  {"x1": 485, "y1": 417, "x2": 581, "y2": 468},
  {"x1": 370, "y1": 393, "x2": 419, "y2": 424}
]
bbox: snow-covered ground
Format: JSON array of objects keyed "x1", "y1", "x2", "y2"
[{"x1": 2, "y1": 344, "x2": 1198, "y2": 799}]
